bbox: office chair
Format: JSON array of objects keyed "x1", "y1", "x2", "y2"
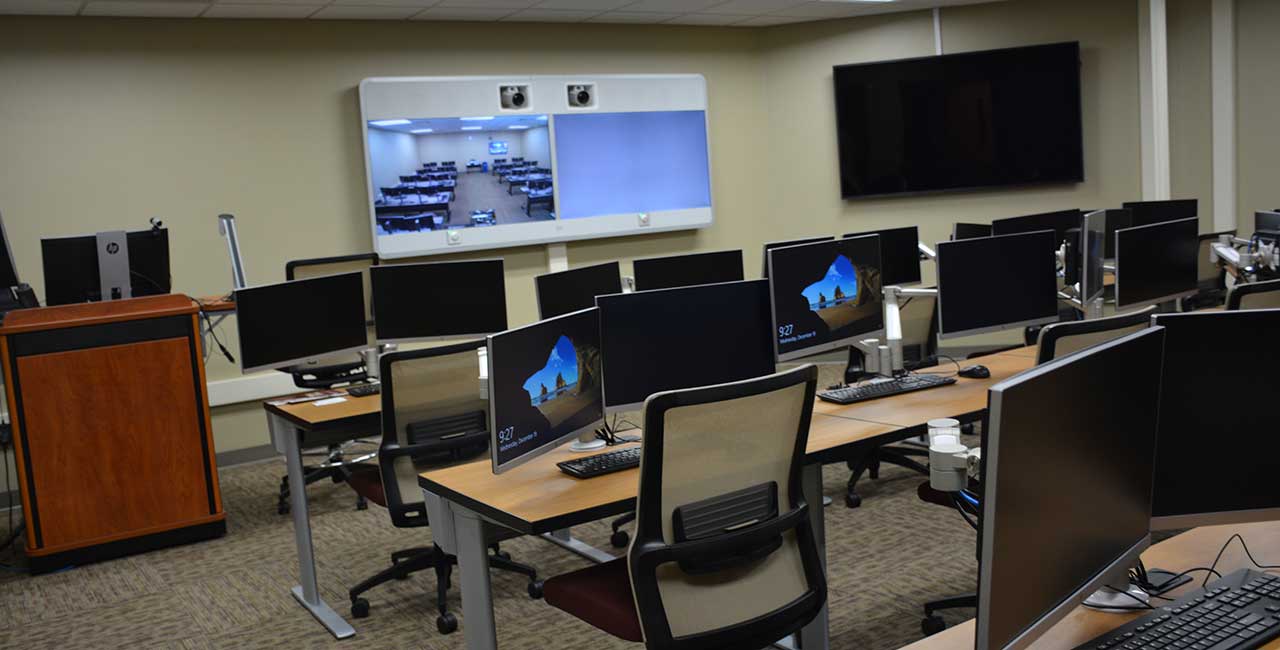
[
  {"x1": 544, "y1": 365, "x2": 826, "y2": 649},
  {"x1": 272, "y1": 252, "x2": 381, "y2": 515},
  {"x1": 1226, "y1": 278, "x2": 1280, "y2": 311},
  {"x1": 345, "y1": 341, "x2": 541, "y2": 633},
  {"x1": 1034, "y1": 305, "x2": 1154, "y2": 364},
  {"x1": 916, "y1": 481, "x2": 979, "y2": 636}
]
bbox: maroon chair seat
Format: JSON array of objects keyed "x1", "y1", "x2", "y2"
[
  {"x1": 345, "y1": 464, "x2": 386, "y2": 508},
  {"x1": 544, "y1": 558, "x2": 643, "y2": 642}
]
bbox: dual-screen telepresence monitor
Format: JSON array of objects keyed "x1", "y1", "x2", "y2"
[
  {"x1": 1122, "y1": 198, "x2": 1197, "y2": 227},
  {"x1": 843, "y1": 226, "x2": 921, "y2": 286},
  {"x1": 1150, "y1": 309, "x2": 1280, "y2": 529},
  {"x1": 631, "y1": 249, "x2": 744, "y2": 292},
  {"x1": 40, "y1": 228, "x2": 171, "y2": 306},
  {"x1": 370, "y1": 259, "x2": 508, "y2": 342},
  {"x1": 990, "y1": 209, "x2": 1083, "y2": 245},
  {"x1": 953, "y1": 223, "x2": 992, "y2": 241},
  {"x1": 534, "y1": 261, "x2": 622, "y2": 319},
  {"x1": 935, "y1": 231, "x2": 1059, "y2": 339},
  {"x1": 977, "y1": 328, "x2": 1164, "y2": 650},
  {"x1": 767, "y1": 235, "x2": 884, "y2": 362},
  {"x1": 761, "y1": 236, "x2": 834, "y2": 277},
  {"x1": 1114, "y1": 217, "x2": 1198, "y2": 310},
  {"x1": 596, "y1": 280, "x2": 774, "y2": 413},
  {"x1": 488, "y1": 307, "x2": 604, "y2": 473},
  {"x1": 236, "y1": 272, "x2": 369, "y2": 374}
]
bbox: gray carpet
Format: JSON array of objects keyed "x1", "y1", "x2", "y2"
[
  {"x1": 452, "y1": 171, "x2": 554, "y2": 226},
  {"x1": 0, "y1": 445, "x2": 980, "y2": 650}
]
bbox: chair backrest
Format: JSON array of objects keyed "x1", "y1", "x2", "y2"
[
  {"x1": 378, "y1": 340, "x2": 490, "y2": 527},
  {"x1": 286, "y1": 252, "x2": 379, "y2": 324},
  {"x1": 627, "y1": 365, "x2": 825, "y2": 650},
  {"x1": 1226, "y1": 278, "x2": 1280, "y2": 311},
  {"x1": 1035, "y1": 305, "x2": 1155, "y2": 364},
  {"x1": 1197, "y1": 231, "x2": 1234, "y2": 286}
]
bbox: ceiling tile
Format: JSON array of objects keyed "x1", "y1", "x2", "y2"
[
  {"x1": 664, "y1": 12, "x2": 751, "y2": 25},
  {"x1": 310, "y1": 4, "x2": 423, "y2": 18},
  {"x1": 411, "y1": 6, "x2": 515, "y2": 18},
  {"x1": 734, "y1": 13, "x2": 814, "y2": 25},
  {"x1": 617, "y1": 0, "x2": 722, "y2": 12},
  {"x1": 435, "y1": 0, "x2": 540, "y2": 8},
  {"x1": 533, "y1": 0, "x2": 630, "y2": 9},
  {"x1": 332, "y1": 0, "x2": 439, "y2": 6},
  {"x1": 81, "y1": 1, "x2": 211, "y2": 17},
  {"x1": 203, "y1": 3, "x2": 322, "y2": 17},
  {"x1": 585, "y1": 10, "x2": 678, "y2": 23},
  {"x1": 700, "y1": 0, "x2": 809, "y2": 15},
  {"x1": 207, "y1": 0, "x2": 320, "y2": 5},
  {"x1": 500, "y1": 7, "x2": 594, "y2": 21},
  {"x1": 772, "y1": 1, "x2": 888, "y2": 17},
  {"x1": 0, "y1": 0, "x2": 82, "y2": 15}
]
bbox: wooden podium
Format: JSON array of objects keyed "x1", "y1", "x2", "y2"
[{"x1": 0, "y1": 295, "x2": 225, "y2": 572}]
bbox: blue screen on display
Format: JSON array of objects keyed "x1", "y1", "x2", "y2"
[
  {"x1": 552, "y1": 110, "x2": 712, "y2": 220},
  {"x1": 489, "y1": 141, "x2": 508, "y2": 155}
]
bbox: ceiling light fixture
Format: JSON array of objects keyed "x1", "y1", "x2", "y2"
[
  {"x1": 370, "y1": 119, "x2": 411, "y2": 127},
  {"x1": 411, "y1": 128, "x2": 434, "y2": 133},
  {"x1": 460, "y1": 116, "x2": 496, "y2": 121},
  {"x1": 508, "y1": 125, "x2": 529, "y2": 130},
  {"x1": 461, "y1": 126, "x2": 483, "y2": 131}
]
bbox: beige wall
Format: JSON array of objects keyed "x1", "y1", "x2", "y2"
[
  {"x1": 416, "y1": 129, "x2": 527, "y2": 168},
  {"x1": 1236, "y1": 0, "x2": 1280, "y2": 235}
]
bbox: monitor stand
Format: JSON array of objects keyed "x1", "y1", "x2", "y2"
[
  {"x1": 570, "y1": 431, "x2": 607, "y2": 452},
  {"x1": 96, "y1": 230, "x2": 132, "y2": 301}
]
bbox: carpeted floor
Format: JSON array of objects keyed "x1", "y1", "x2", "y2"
[{"x1": 0, "y1": 447, "x2": 981, "y2": 650}]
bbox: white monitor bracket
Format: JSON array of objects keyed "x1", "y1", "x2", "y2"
[
  {"x1": 1211, "y1": 234, "x2": 1279, "y2": 284},
  {"x1": 217, "y1": 214, "x2": 249, "y2": 291},
  {"x1": 882, "y1": 284, "x2": 939, "y2": 375}
]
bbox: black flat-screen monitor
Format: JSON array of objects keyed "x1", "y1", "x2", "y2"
[
  {"x1": 1081, "y1": 210, "x2": 1107, "y2": 304},
  {"x1": 833, "y1": 41, "x2": 1083, "y2": 199},
  {"x1": 632, "y1": 249, "x2": 744, "y2": 292},
  {"x1": 1114, "y1": 217, "x2": 1198, "y2": 310},
  {"x1": 953, "y1": 223, "x2": 993, "y2": 241},
  {"x1": 1122, "y1": 199, "x2": 1198, "y2": 227},
  {"x1": 535, "y1": 262, "x2": 622, "y2": 319},
  {"x1": 40, "y1": 229, "x2": 171, "y2": 306},
  {"x1": 1100, "y1": 208, "x2": 1132, "y2": 259},
  {"x1": 488, "y1": 307, "x2": 604, "y2": 473},
  {"x1": 1256, "y1": 211, "x2": 1280, "y2": 241},
  {"x1": 977, "y1": 328, "x2": 1163, "y2": 650},
  {"x1": 1150, "y1": 310, "x2": 1280, "y2": 529},
  {"x1": 990, "y1": 209, "x2": 1083, "y2": 245},
  {"x1": 235, "y1": 272, "x2": 368, "y2": 373},
  {"x1": 762, "y1": 236, "x2": 835, "y2": 278},
  {"x1": 370, "y1": 260, "x2": 508, "y2": 342},
  {"x1": 0, "y1": 211, "x2": 17, "y2": 289},
  {"x1": 842, "y1": 226, "x2": 921, "y2": 286},
  {"x1": 596, "y1": 280, "x2": 775, "y2": 413},
  {"x1": 935, "y1": 231, "x2": 1059, "y2": 338},
  {"x1": 767, "y1": 235, "x2": 884, "y2": 361}
]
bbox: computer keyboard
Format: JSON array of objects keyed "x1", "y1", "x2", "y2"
[
  {"x1": 557, "y1": 446, "x2": 641, "y2": 479},
  {"x1": 817, "y1": 374, "x2": 956, "y2": 405},
  {"x1": 347, "y1": 383, "x2": 381, "y2": 398},
  {"x1": 1075, "y1": 569, "x2": 1280, "y2": 650}
]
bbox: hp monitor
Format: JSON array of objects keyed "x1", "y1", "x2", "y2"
[
  {"x1": 488, "y1": 307, "x2": 604, "y2": 473},
  {"x1": 632, "y1": 249, "x2": 744, "y2": 292},
  {"x1": 596, "y1": 280, "x2": 774, "y2": 413},
  {"x1": 534, "y1": 261, "x2": 622, "y2": 319},
  {"x1": 1122, "y1": 199, "x2": 1197, "y2": 227},
  {"x1": 977, "y1": 327, "x2": 1164, "y2": 650},
  {"x1": 370, "y1": 260, "x2": 508, "y2": 342},
  {"x1": 235, "y1": 272, "x2": 369, "y2": 373},
  {"x1": 1114, "y1": 217, "x2": 1198, "y2": 310},
  {"x1": 40, "y1": 228, "x2": 171, "y2": 306},
  {"x1": 842, "y1": 226, "x2": 922, "y2": 286},
  {"x1": 767, "y1": 235, "x2": 884, "y2": 362},
  {"x1": 990, "y1": 209, "x2": 1083, "y2": 245},
  {"x1": 761, "y1": 236, "x2": 835, "y2": 278},
  {"x1": 935, "y1": 231, "x2": 1059, "y2": 339},
  {"x1": 953, "y1": 223, "x2": 993, "y2": 241},
  {"x1": 1150, "y1": 309, "x2": 1280, "y2": 529}
]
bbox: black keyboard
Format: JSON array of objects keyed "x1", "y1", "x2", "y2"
[
  {"x1": 817, "y1": 374, "x2": 956, "y2": 405},
  {"x1": 557, "y1": 446, "x2": 641, "y2": 479},
  {"x1": 347, "y1": 383, "x2": 381, "y2": 398},
  {"x1": 1075, "y1": 569, "x2": 1280, "y2": 650}
]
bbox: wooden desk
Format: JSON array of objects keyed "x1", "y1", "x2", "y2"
[{"x1": 901, "y1": 521, "x2": 1280, "y2": 650}]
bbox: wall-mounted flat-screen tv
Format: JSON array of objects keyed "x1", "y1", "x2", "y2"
[{"x1": 833, "y1": 41, "x2": 1083, "y2": 199}]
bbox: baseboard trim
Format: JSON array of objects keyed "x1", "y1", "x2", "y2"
[{"x1": 215, "y1": 444, "x2": 279, "y2": 468}]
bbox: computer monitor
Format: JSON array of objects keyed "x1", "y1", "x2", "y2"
[
  {"x1": 1080, "y1": 210, "x2": 1108, "y2": 304},
  {"x1": 40, "y1": 228, "x2": 171, "y2": 306},
  {"x1": 596, "y1": 279, "x2": 775, "y2": 413},
  {"x1": 1114, "y1": 217, "x2": 1198, "y2": 310},
  {"x1": 1101, "y1": 208, "x2": 1132, "y2": 259},
  {"x1": 0, "y1": 211, "x2": 17, "y2": 290},
  {"x1": 534, "y1": 261, "x2": 622, "y2": 319},
  {"x1": 953, "y1": 223, "x2": 992, "y2": 240},
  {"x1": 1256, "y1": 211, "x2": 1280, "y2": 242},
  {"x1": 1150, "y1": 309, "x2": 1280, "y2": 529},
  {"x1": 761, "y1": 236, "x2": 835, "y2": 278},
  {"x1": 1123, "y1": 198, "x2": 1198, "y2": 227},
  {"x1": 767, "y1": 235, "x2": 884, "y2": 362},
  {"x1": 631, "y1": 249, "x2": 744, "y2": 292},
  {"x1": 235, "y1": 272, "x2": 369, "y2": 373},
  {"x1": 990, "y1": 209, "x2": 1083, "y2": 246},
  {"x1": 488, "y1": 307, "x2": 604, "y2": 473},
  {"x1": 369, "y1": 260, "x2": 508, "y2": 342},
  {"x1": 977, "y1": 327, "x2": 1164, "y2": 650},
  {"x1": 935, "y1": 231, "x2": 1059, "y2": 339},
  {"x1": 842, "y1": 226, "x2": 921, "y2": 286}
]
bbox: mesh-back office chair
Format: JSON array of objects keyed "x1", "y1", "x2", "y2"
[
  {"x1": 916, "y1": 480, "x2": 980, "y2": 636},
  {"x1": 1034, "y1": 306, "x2": 1154, "y2": 364},
  {"x1": 273, "y1": 253, "x2": 380, "y2": 515},
  {"x1": 544, "y1": 366, "x2": 826, "y2": 649},
  {"x1": 345, "y1": 342, "x2": 541, "y2": 633},
  {"x1": 1226, "y1": 278, "x2": 1280, "y2": 311}
]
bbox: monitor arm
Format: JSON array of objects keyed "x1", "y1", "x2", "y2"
[
  {"x1": 217, "y1": 213, "x2": 249, "y2": 291},
  {"x1": 883, "y1": 284, "x2": 939, "y2": 375},
  {"x1": 1211, "y1": 234, "x2": 1279, "y2": 282},
  {"x1": 917, "y1": 241, "x2": 936, "y2": 261},
  {"x1": 927, "y1": 429, "x2": 981, "y2": 494}
]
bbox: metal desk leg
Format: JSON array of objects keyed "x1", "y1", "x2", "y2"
[
  {"x1": 454, "y1": 505, "x2": 499, "y2": 650},
  {"x1": 799, "y1": 463, "x2": 830, "y2": 650},
  {"x1": 268, "y1": 413, "x2": 356, "y2": 640}
]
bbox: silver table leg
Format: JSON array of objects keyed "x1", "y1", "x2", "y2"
[
  {"x1": 543, "y1": 528, "x2": 616, "y2": 564},
  {"x1": 799, "y1": 463, "x2": 830, "y2": 650},
  {"x1": 454, "y1": 505, "x2": 499, "y2": 650},
  {"x1": 268, "y1": 413, "x2": 356, "y2": 640}
]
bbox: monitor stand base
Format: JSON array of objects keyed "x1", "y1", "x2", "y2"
[
  {"x1": 570, "y1": 431, "x2": 607, "y2": 452},
  {"x1": 1083, "y1": 584, "x2": 1150, "y2": 612}
]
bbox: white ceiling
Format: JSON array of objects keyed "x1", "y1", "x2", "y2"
[
  {"x1": 0, "y1": 0, "x2": 1002, "y2": 27},
  {"x1": 371, "y1": 114, "x2": 549, "y2": 134}
]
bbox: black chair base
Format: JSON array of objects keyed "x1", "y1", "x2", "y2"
[
  {"x1": 922, "y1": 592, "x2": 977, "y2": 636},
  {"x1": 844, "y1": 445, "x2": 930, "y2": 508},
  {"x1": 610, "y1": 512, "x2": 635, "y2": 548}
]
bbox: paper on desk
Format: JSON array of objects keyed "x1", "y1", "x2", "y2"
[{"x1": 313, "y1": 397, "x2": 348, "y2": 406}]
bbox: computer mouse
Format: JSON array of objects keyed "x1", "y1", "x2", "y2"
[{"x1": 959, "y1": 365, "x2": 990, "y2": 379}]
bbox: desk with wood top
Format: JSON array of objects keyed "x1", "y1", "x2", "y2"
[{"x1": 899, "y1": 521, "x2": 1280, "y2": 650}]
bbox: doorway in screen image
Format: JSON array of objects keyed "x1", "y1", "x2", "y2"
[
  {"x1": 524, "y1": 335, "x2": 599, "y2": 430},
  {"x1": 802, "y1": 254, "x2": 881, "y2": 332}
]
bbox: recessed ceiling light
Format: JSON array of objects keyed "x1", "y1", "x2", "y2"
[
  {"x1": 461, "y1": 116, "x2": 495, "y2": 121},
  {"x1": 537, "y1": 115, "x2": 548, "y2": 121},
  {"x1": 508, "y1": 125, "x2": 529, "y2": 130},
  {"x1": 370, "y1": 119, "x2": 410, "y2": 127},
  {"x1": 411, "y1": 128, "x2": 434, "y2": 133},
  {"x1": 461, "y1": 126, "x2": 483, "y2": 131}
]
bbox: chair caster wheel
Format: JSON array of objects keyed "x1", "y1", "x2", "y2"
[
  {"x1": 351, "y1": 597, "x2": 370, "y2": 619},
  {"x1": 437, "y1": 612, "x2": 458, "y2": 634},
  {"x1": 845, "y1": 493, "x2": 862, "y2": 509},
  {"x1": 356, "y1": 498, "x2": 369, "y2": 511},
  {"x1": 528, "y1": 580, "x2": 544, "y2": 599},
  {"x1": 493, "y1": 550, "x2": 511, "y2": 561},
  {"x1": 610, "y1": 530, "x2": 630, "y2": 548},
  {"x1": 277, "y1": 502, "x2": 289, "y2": 515},
  {"x1": 922, "y1": 615, "x2": 946, "y2": 636}
]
